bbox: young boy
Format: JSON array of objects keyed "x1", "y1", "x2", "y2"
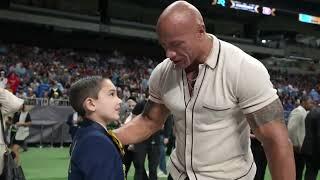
[{"x1": 68, "y1": 76, "x2": 124, "y2": 180}]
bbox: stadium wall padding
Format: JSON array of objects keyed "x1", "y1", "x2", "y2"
[{"x1": 26, "y1": 106, "x2": 74, "y2": 144}]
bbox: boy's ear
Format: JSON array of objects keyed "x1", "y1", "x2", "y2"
[{"x1": 83, "y1": 98, "x2": 96, "y2": 113}]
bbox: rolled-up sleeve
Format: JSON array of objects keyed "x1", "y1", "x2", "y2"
[
  {"x1": 148, "y1": 64, "x2": 164, "y2": 104},
  {"x1": 236, "y1": 56, "x2": 278, "y2": 114}
]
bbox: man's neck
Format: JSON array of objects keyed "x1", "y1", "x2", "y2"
[
  {"x1": 185, "y1": 34, "x2": 213, "y2": 73},
  {"x1": 199, "y1": 34, "x2": 213, "y2": 63},
  {"x1": 185, "y1": 62, "x2": 199, "y2": 73}
]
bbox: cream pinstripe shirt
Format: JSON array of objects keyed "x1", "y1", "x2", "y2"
[{"x1": 149, "y1": 35, "x2": 278, "y2": 180}]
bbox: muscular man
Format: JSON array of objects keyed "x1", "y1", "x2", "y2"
[{"x1": 115, "y1": 1, "x2": 295, "y2": 179}]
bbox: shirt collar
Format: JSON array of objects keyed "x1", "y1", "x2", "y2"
[
  {"x1": 83, "y1": 118, "x2": 109, "y2": 132},
  {"x1": 204, "y1": 34, "x2": 221, "y2": 69},
  {"x1": 96, "y1": 121, "x2": 108, "y2": 132}
]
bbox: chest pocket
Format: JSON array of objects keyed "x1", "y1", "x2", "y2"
[{"x1": 203, "y1": 100, "x2": 236, "y2": 120}]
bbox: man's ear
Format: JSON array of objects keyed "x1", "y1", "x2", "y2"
[
  {"x1": 197, "y1": 24, "x2": 206, "y2": 39},
  {"x1": 83, "y1": 98, "x2": 96, "y2": 113}
]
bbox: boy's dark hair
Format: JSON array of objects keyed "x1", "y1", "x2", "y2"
[{"x1": 69, "y1": 76, "x2": 105, "y2": 116}]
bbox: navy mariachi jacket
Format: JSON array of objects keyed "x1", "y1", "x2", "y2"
[{"x1": 68, "y1": 119, "x2": 124, "y2": 180}]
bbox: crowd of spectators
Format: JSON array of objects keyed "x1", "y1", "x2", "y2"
[
  {"x1": 0, "y1": 43, "x2": 319, "y2": 118},
  {"x1": 270, "y1": 69, "x2": 320, "y2": 110},
  {"x1": 269, "y1": 69, "x2": 320, "y2": 120},
  {"x1": 0, "y1": 43, "x2": 157, "y2": 105}
]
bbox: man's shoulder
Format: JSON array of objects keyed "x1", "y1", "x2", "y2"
[
  {"x1": 218, "y1": 39, "x2": 248, "y2": 71},
  {"x1": 288, "y1": 107, "x2": 306, "y2": 125},
  {"x1": 310, "y1": 107, "x2": 320, "y2": 118},
  {"x1": 292, "y1": 106, "x2": 305, "y2": 113},
  {"x1": 214, "y1": 39, "x2": 250, "y2": 82},
  {"x1": 219, "y1": 39, "x2": 245, "y2": 58},
  {"x1": 149, "y1": 58, "x2": 175, "y2": 88},
  {"x1": 219, "y1": 39, "x2": 262, "y2": 68},
  {"x1": 314, "y1": 106, "x2": 320, "y2": 112},
  {"x1": 152, "y1": 58, "x2": 173, "y2": 74}
]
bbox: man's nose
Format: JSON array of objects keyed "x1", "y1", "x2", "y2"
[{"x1": 166, "y1": 50, "x2": 176, "y2": 60}]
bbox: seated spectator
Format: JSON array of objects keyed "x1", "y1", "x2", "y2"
[{"x1": 7, "y1": 72, "x2": 20, "y2": 94}]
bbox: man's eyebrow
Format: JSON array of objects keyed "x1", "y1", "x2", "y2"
[{"x1": 170, "y1": 40, "x2": 183, "y2": 46}]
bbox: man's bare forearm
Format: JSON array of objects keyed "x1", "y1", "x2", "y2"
[
  {"x1": 114, "y1": 100, "x2": 169, "y2": 145},
  {"x1": 247, "y1": 99, "x2": 295, "y2": 180},
  {"x1": 261, "y1": 125, "x2": 295, "y2": 180},
  {"x1": 114, "y1": 114, "x2": 163, "y2": 145}
]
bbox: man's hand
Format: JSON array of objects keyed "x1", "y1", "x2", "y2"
[
  {"x1": 128, "y1": 145, "x2": 135, "y2": 151},
  {"x1": 163, "y1": 138, "x2": 169, "y2": 145}
]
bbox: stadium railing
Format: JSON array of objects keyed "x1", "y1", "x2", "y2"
[{"x1": 23, "y1": 97, "x2": 70, "y2": 106}]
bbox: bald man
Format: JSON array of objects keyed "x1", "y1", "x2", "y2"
[{"x1": 114, "y1": 1, "x2": 295, "y2": 180}]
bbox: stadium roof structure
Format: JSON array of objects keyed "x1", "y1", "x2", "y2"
[
  {"x1": 237, "y1": 0, "x2": 320, "y2": 16},
  {"x1": 0, "y1": 0, "x2": 319, "y2": 60}
]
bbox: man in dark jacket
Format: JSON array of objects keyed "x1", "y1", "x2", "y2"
[
  {"x1": 301, "y1": 82, "x2": 320, "y2": 180},
  {"x1": 132, "y1": 100, "x2": 160, "y2": 180}
]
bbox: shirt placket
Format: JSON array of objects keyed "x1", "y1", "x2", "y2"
[{"x1": 184, "y1": 65, "x2": 206, "y2": 180}]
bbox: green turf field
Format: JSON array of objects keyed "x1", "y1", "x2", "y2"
[{"x1": 21, "y1": 148, "x2": 319, "y2": 180}]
